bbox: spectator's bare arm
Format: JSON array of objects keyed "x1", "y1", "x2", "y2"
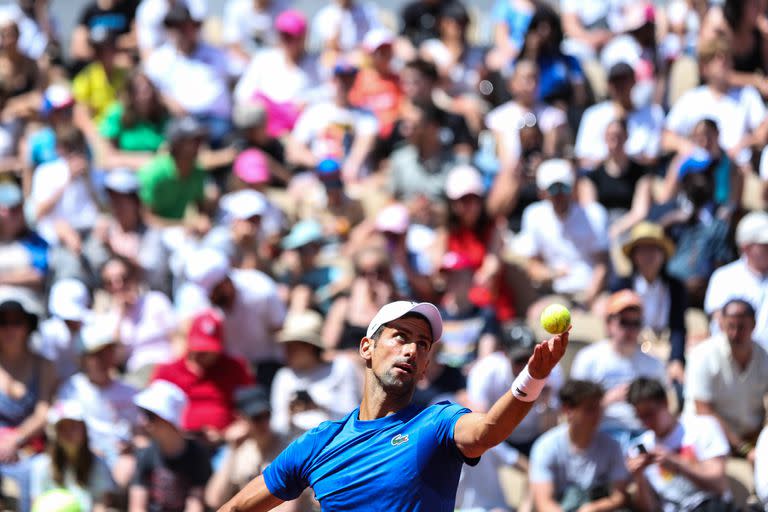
[
  {"x1": 530, "y1": 481, "x2": 565, "y2": 512},
  {"x1": 487, "y1": 157, "x2": 523, "y2": 219},
  {"x1": 128, "y1": 485, "x2": 149, "y2": 512}
]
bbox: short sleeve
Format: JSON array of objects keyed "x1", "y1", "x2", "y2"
[
  {"x1": 684, "y1": 348, "x2": 714, "y2": 402},
  {"x1": 99, "y1": 103, "x2": 124, "y2": 140},
  {"x1": 431, "y1": 402, "x2": 478, "y2": 465},
  {"x1": 743, "y1": 86, "x2": 767, "y2": 130},
  {"x1": 529, "y1": 435, "x2": 556, "y2": 483},
  {"x1": 131, "y1": 447, "x2": 153, "y2": 487},
  {"x1": 263, "y1": 435, "x2": 312, "y2": 501},
  {"x1": 694, "y1": 416, "x2": 730, "y2": 461}
]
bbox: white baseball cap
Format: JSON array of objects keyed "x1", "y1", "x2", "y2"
[
  {"x1": 362, "y1": 28, "x2": 395, "y2": 52},
  {"x1": 47, "y1": 399, "x2": 85, "y2": 425},
  {"x1": 366, "y1": 301, "x2": 443, "y2": 342},
  {"x1": 445, "y1": 164, "x2": 484, "y2": 200},
  {"x1": 221, "y1": 189, "x2": 267, "y2": 220},
  {"x1": 536, "y1": 159, "x2": 575, "y2": 190},
  {"x1": 184, "y1": 248, "x2": 230, "y2": 294},
  {"x1": 133, "y1": 379, "x2": 188, "y2": 429},
  {"x1": 736, "y1": 211, "x2": 768, "y2": 247},
  {"x1": 375, "y1": 203, "x2": 410, "y2": 235},
  {"x1": 48, "y1": 279, "x2": 90, "y2": 322},
  {"x1": 104, "y1": 168, "x2": 140, "y2": 194},
  {"x1": 77, "y1": 315, "x2": 117, "y2": 354}
]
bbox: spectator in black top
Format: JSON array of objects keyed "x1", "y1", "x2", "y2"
[
  {"x1": 577, "y1": 118, "x2": 653, "y2": 240},
  {"x1": 400, "y1": 0, "x2": 443, "y2": 48},
  {"x1": 70, "y1": 0, "x2": 137, "y2": 71},
  {"x1": 130, "y1": 380, "x2": 212, "y2": 512},
  {"x1": 612, "y1": 222, "x2": 687, "y2": 388}
]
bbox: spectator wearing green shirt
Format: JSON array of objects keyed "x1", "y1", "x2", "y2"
[
  {"x1": 138, "y1": 116, "x2": 206, "y2": 223},
  {"x1": 99, "y1": 72, "x2": 169, "y2": 170}
]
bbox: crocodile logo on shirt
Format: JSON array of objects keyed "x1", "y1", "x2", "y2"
[{"x1": 391, "y1": 434, "x2": 409, "y2": 446}]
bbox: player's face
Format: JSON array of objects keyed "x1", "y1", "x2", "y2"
[{"x1": 369, "y1": 316, "x2": 432, "y2": 397}]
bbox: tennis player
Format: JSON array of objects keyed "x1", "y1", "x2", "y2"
[{"x1": 219, "y1": 301, "x2": 568, "y2": 511}]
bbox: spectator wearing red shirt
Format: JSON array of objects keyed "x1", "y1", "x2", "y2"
[
  {"x1": 151, "y1": 309, "x2": 254, "y2": 436},
  {"x1": 349, "y1": 28, "x2": 403, "y2": 139}
]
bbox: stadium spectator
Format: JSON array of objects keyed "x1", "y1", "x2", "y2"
[
  {"x1": 570, "y1": 290, "x2": 666, "y2": 446},
  {"x1": 135, "y1": 0, "x2": 208, "y2": 59},
  {"x1": 529, "y1": 379, "x2": 630, "y2": 512},
  {"x1": 0, "y1": 182, "x2": 48, "y2": 293},
  {"x1": 0, "y1": 16, "x2": 42, "y2": 125},
  {"x1": 626, "y1": 377, "x2": 730, "y2": 512},
  {"x1": 400, "y1": 0, "x2": 443, "y2": 48},
  {"x1": 204, "y1": 385, "x2": 296, "y2": 511},
  {"x1": 70, "y1": 0, "x2": 136, "y2": 67},
  {"x1": 129, "y1": 379, "x2": 212, "y2": 512},
  {"x1": 517, "y1": 159, "x2": 609, "y2": 312},
  {"x1": 221, "y1": 0, "x2": 290, "y2": 66},
  {"x1": 455, "y1": 441, "x2": 523, "y2": 512},
  {"x1": 560, "y1": 0, "x2": 624, "y2": 61},
  {"x1": 613, "y1": 223, "x2": 687, "y2": 386},
  {"x1": 55, "y1": 314, "x2": 138, "y2": 479},
  {"x1": 270, "y1": 310, "x2": 360, "y2": 437},
  {"x1": 311, "y1": 0, "x2": 381, "y2": 54},
  {"x1": 0, "y1": 288, "x2": 56, "y2": 512},
  {"x1": 487, "y1": 0, "x2": 536, "y2": 67},
  {"x1": 29, "y1": 400, "x2": 116, "y2": 512},
  {"x1": 25, "y1": 84, "x2": 76, "y2": 170},
  {"x1": 684, "y1": 298, "x2": 768, "y2": 461},
  {"x1": 152, "y1": 309, "x2": 253, "y2": 437},
  {"x1": 704, "y1": 211, "x2": 768, "y2": 349},
  {"x1": 575, "y1": 61, "x2": 664, "y2": 170},
  {"x1": 231, "y1": 103, "x2": 288, "y2": 172}
]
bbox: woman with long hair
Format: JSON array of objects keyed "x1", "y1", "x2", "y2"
[
  {"x1": 98, "y1": 71, "x2": 169, "y2": 169},
  {"x1": 30, "y1": 400, "x2": 115, "y2": 512}
]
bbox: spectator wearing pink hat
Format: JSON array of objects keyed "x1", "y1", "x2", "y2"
[
  {"x1": 234, "y1": 9, "x2": 323, "y2": 138},
  {"x1": 232, "y1": 102, "x2": 290, "y2": 183}
]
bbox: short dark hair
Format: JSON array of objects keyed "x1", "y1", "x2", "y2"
[
  {"x1": 722, "y1": 299, "x2": 756, "y2": 319},
  {"x1": 55, "y1": 126, "x2": 88, "y2": 154},
  {"x1": 403, "y1": 58, "x2": 439, "y2": 83},
  {"x1": 627, "y1": 377, "x2": 667, "y2": 407},
  {"x1": 558, "y1": 380, "x2": 604, "y2": 408}
]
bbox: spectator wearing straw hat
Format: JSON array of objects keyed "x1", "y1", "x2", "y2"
[
  {"x1": 129, "y1": 379, "x2": 212, "y2": 512},
  {"x1": 613, "y1": 222, "x2": 687, "y2": 386},
  {"x1": 270, "y1": 310, "x2": 360, "y2": 437},
  {"x1": 151, "y1": 309, "x2": 254, "y2": 436},
  {"x1": 704, "y1": 211, "x2": 768, "y2": 349}
]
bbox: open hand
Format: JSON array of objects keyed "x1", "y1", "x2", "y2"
[{"x1": 528, "y1": 327, "x2": 570, "y2": 379}]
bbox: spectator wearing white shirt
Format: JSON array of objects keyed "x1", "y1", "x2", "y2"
[
  {"x1": 135, "y1": 0, "x2": 207, "y2": 58},
  {"x1": 56, "y1": 315, "x2": 138, "y2": 486},
  {"x1": 704, "y1": 211, "x2": 768, "y2": 349},
  {"x1": 234, "y1": 10, "x2": 323, "y2": 138},
  {"x1": 311, "y1": 0, "x2": 380, "y2": 54},
  {"x1": 29, "y1": 128, "x2": 100, "y2": 285},
  {"x1": 176, "y1": 248, "x2": 286, "y2": 387},
  {"x1": 270, "y1": 310, "x2": 360, "y2": 437},
  {"x1": 143, "y1": 4, "x2": 233, "y2": 147},
  {"x1": 663, "y1": 38, "x2": 768, "y2": 168},
  {"x1": 575, "y1": 62, "x2": 664, "y2": 170},
  {"x1": 570, "y1": 290, "x2": 666, "y2": 445},
  {"x1": 287, "y1": 61, "x2": 379, "y2": 182},
  {"x1": 485, "y1": 59, "x2": 567, "y2": 167},
  {"x1": 517, "y1": 159, "x2": 609, "y2": 316},
  {"x1": 626, "y1": 377, "x2": 730, "y2": 512},
  {"x1": 684, "y1": 299, "x2": 768, "y2": 462}
]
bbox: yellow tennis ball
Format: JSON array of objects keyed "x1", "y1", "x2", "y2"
[{"x1": 540, "y1": 304, "x2": 571, "y2": 334}]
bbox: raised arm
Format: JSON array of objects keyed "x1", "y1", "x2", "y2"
[
  {"x1": 454, "y1": 330, "x2": 569, "y2": 458},
  {"x1": 217, "y1": 474, "x2": 285, "y2": 512}
]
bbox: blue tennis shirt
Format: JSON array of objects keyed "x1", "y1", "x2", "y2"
[{"x1": 263, "y1": 401, "x2": 478, "y2": 511}]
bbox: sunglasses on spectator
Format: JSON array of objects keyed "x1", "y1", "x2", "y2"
[
  {"x1": 546, "y1": 183, "x2": 572, "y2": 196},
  {"x1": 617, "y1": 318, "x2": 643, "y2": 329},
  {"x1": 0, "y1": 314, "x2": 27, "y2": 327}
]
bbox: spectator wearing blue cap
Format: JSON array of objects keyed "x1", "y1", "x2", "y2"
[
  {"x1": 312, "y1": 159, "x2": 364, "y2": 242},
  {"x1": 287, "y1": 60, "x2": 379, "y2": 182},
  {"x1": 650, "y1": 149, "x2": 734, "y2": 306},
  {"x1": 0, "y1": 181, "x2": 48, "y2": 293}
]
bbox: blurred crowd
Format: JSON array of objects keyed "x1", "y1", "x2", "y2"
[{"x1": 0, "y1": 0, "x2": 767, "y2": 510}]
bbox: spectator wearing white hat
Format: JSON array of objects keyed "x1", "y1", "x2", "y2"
[
  {"x1": 704, "y1": 211, "x2": 768, "y2": 349},
  {"x1": 205, "y1": 188, "x2": 270, "y2": 271},
  {"x1": 271, "y1": 310, "x2": 360, "y2": 437},
  {"x1": 129, "y1": 379, "x2": 212, "y2": 512},
  {"x1": 0, "y1": 287, "x2": 56, "y2": 512},
  {"x1": 29, "y1": 399, "x2": 116, "y2": 512},
  {"x1": 517, "y1": 159, "x2": 609, "y2": 316},
  {"x1": 34, "y1": 278, "x2": 91, "y2": 381},
  {"x1": 56, "y1": 313, "x2": 138, "y2": 484},
  {"x1": 176, "y1": 247, "x2": 286, "y2": 385},
  {"x1": 24, "y1": 84, "x2": 76, "y2": 170}
]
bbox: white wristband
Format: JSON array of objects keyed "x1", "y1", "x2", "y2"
[{"x1": 511, "y1": 366, "x2": 546, "y2": 402}]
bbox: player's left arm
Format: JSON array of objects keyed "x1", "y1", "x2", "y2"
[{"x1": 454, "y1": 330, "x2": 569, "y2": 459}]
